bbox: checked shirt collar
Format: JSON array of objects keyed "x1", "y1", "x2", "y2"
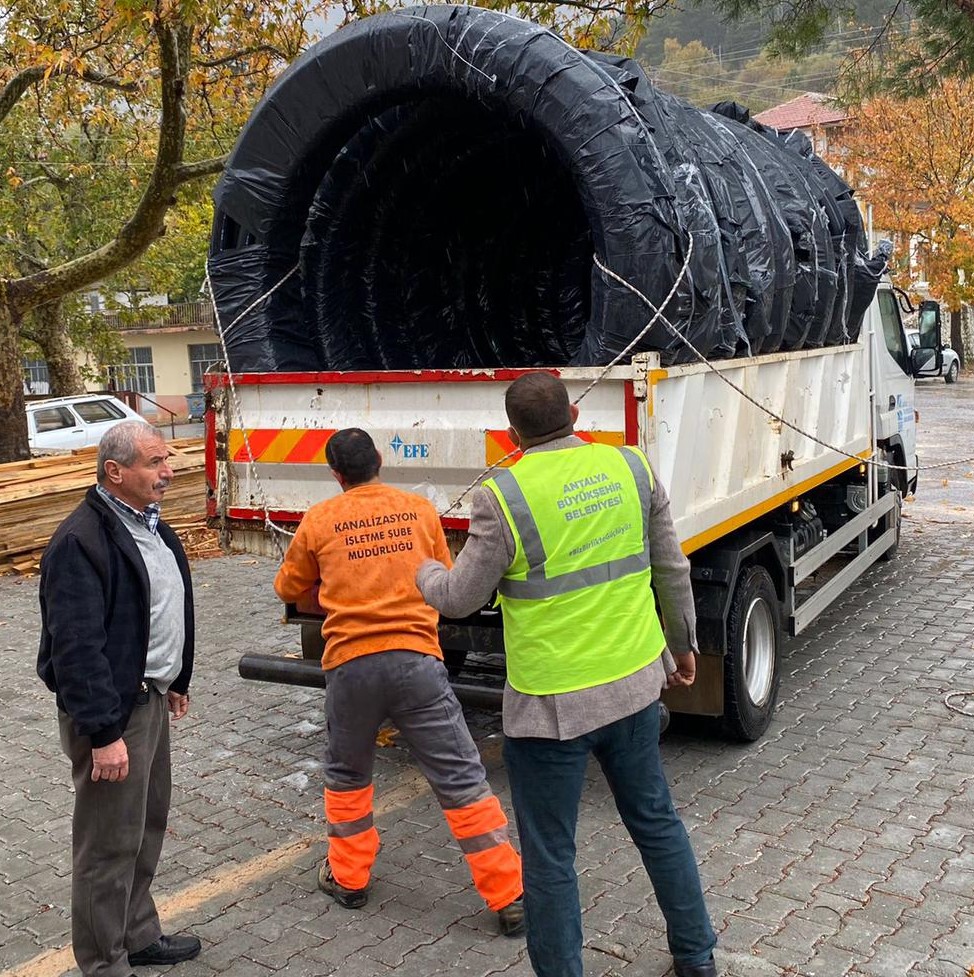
[{"x1": 96, "y1": 484, "x2": 162, "y2": 535}]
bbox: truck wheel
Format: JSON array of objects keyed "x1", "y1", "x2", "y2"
[
  {"x1": 946, "y1": 360, "x2": 959, "y2": 383},
  {"x1": 723, "y1": 565, "x2": 782, "y2": 741},
  {"x1": 301, "y1": 623, "x2": 325, "y2": 661}
]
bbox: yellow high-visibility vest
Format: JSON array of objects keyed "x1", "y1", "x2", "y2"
[{"x1": 483, "y1": 443, "x2": 666, "y2": 695}]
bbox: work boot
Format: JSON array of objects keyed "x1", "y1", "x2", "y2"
[
  {"x1": 496, "y1": 896, "x2": 525, "y2": 937},
  {"x1": 673, "y1": 954, "x2": 718, "y2": 976},
  {"x1": 318, "y1": 861, "x2": 368, "y2": 909}
]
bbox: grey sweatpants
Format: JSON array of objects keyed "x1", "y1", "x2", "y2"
[
  {"x1": 325, "y1": 650, "x2": 490, "y2": 808},
  {"x1": 58, "y1": 692, "x2": 169, "y2": 977}
]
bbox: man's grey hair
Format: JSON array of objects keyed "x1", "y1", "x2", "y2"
[{"x1": 96, "y1": 421, "x2": 165, "y2": 481}]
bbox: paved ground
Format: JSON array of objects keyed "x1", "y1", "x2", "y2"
[{"x1": 2, "y1": 381, "x2": 973, "y2": 977}]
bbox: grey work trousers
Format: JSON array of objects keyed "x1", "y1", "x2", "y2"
[
  {"x1": 59, "y1": 692, "x2": 169, "y2": 977},
  {"x1": 324, "y1": 650, "x2": 490, "y2": 808}
]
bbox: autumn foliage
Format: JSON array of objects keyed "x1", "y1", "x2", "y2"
[{"x1": 838, "y1": 79, "x2": 974, "y2": 310}]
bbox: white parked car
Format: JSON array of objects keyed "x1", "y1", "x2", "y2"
[
  {"x1": 26, "y1": 394, "x2": 145, "y2": 452},
  {"x1": 906, "y1": 329, "x2": 960, "y2": 383}
]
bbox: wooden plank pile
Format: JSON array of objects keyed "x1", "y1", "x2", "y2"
[{"x1": 0, "y1": 438, "x2": 219, "y2": 576}]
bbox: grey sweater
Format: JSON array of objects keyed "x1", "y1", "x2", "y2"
[
  {"x1": 417, "y1": 436, "x2": 698, "y2": 739},
  {"x1": 111, "y1": 509, "x2": 185, "y2": 693}
]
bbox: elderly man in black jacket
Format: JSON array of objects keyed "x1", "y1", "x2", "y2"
[{"x1": 37, "y1": 420, "x2": 200, "y2": 977}]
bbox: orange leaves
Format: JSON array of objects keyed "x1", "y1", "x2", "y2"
[{"x1": 837, "y1": 78, "x2": 974, "y2": 308}]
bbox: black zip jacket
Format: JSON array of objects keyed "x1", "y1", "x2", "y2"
[{"x1": 37, "y1": 487, "x2": 195, "y2": 747}]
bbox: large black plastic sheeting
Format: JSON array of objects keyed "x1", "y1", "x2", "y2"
[{"x1": 209, "y1": 5, "x2": 887, "y2": 373}]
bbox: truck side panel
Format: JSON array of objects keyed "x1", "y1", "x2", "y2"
[{"x1": 646, "y1": 345, "x2": 871, "y2": 553}]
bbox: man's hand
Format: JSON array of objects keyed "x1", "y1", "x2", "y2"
[
  {"x1": 666, "y1": 651, "x2": 696, "y2": 688},
  {"x1": 91, "y1": 739, "x2": 129, "y2": 782},
  {"x1": 167, "y1": 691, "x2": 190, "y2": 720}
]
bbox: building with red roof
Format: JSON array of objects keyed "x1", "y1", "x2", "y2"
[{"x1": 754, "y1": 92, "x2": 850, "y2": 158}]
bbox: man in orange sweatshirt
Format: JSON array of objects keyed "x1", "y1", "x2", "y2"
[{"x1": 274, "y1": 428, "x2": 524, "y2": 935}]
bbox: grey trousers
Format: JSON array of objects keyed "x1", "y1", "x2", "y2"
[
  {"x1": 59, "y1": 692, "x2": 169, "y2": 977},
  {"x1": 325, "y1": 650, "x2": 490, "y2": 808}
]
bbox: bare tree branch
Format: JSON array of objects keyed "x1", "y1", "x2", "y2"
[
  {"x1": 0, "y1": 236, "x2": 48, "y2": 273},
  {"x1": 175, "y1": 155, "x2": 229, "y2": 183},
  {"x1": 76, "y1": 66, "x2": 138, "y2": 94},
  {"x1": 0, "y1": 66, "x2": 45, "y2": 124},
  {"x1": 196, "y1": 44, "x2": 287, "y2": 69},
  {"x1": 0, "y1": 62, "x2": 138, "y2": 125},
  {"x1": 5, "y1": 18, "x2": 193, "y2": 312}
]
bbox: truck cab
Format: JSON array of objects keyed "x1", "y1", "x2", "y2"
[{"x1": 870, "y1": 285, "x2": 921, "y2": 497}]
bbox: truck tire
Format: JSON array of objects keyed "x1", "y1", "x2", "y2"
[
  {"x1": 301, "y1": 623, "x2": 325, "y2": 661},
  {"x1": 723, "y1": 565, "x2": 782, "y2": 741},
  {"x1": 946, "y1": 360, "x2": 959, "y2": 383}
]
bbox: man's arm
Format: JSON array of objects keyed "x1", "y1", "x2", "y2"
[
  {"x1": 646, "y1": 468, "x2": 699, "y2": 686},
  {"x1": 42, "y1": 535, "x2": 133, "y2": 780},
  {"x1": 274, "y1": 518, "x2": 321, "y2": 602},
  {"x1": 42, "y1": 535, "x2": 124, "y2": 747},
  {"x1": 417, "y1": 488, "x2": 513, "y2": 618},
  {"x1": 430, "y1": 513, "x2": 453, "y2": 568}
]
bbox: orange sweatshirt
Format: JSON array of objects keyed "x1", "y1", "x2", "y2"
[{"x1": 274, "y1": 482, "x2": 452, "y2": 670}]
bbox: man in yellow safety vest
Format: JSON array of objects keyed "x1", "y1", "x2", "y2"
[{"x1": 418, "y1": 372, "x2": 718, "y2": 977}]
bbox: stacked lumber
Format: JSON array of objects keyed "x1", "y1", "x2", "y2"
[
  {"x1": 166, "y1": 515, "x2": 223, "y2": 561},
  {"x1": 0, "y1": 438, "x2": 215, "y2": 576}
]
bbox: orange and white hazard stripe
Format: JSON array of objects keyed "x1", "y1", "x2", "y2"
[
  {"x1": 227, "y1": 428, "x2": 335, "y2": 464},
  {"x1": 484, "y1": 429, "x2": 625, "y2": 467}
]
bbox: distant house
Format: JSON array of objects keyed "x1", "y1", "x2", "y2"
[
  {"x1": 23, "y1": 293, "x2": 222, "y2": 423},
  {"x1": 753, "y1": 92, "x2": 849, "y2": 158},
  {"x1": 98, "y1": 300, "x2": 222, "y2": 422}
]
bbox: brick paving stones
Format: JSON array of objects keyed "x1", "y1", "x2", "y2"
[{"x1": 2, "y1": 381, "x2": 972, "y2": 977}]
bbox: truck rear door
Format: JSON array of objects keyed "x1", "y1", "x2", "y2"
[{"x1": 209, "y1": 366, "x2": 638, "y2": 529}]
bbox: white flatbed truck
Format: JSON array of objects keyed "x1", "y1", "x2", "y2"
[{"x1": 206, "y1": 285, "x2": 937, "y2": 740}]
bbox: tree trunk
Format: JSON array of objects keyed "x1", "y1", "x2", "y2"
[
  {"x1": 29, "y1": 298, "x2": 87, "y2": 395},
  {"x1": 950, "y1": 308, "x2": 965, "y2": 369},
  {"x1": 0, "y1": 299, "x2": 30, "y2": 461}
]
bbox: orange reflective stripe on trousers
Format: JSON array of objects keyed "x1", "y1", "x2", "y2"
[
  {"x1": 325, "y1": 784, "x2": 380, "y2": 890},
  {"x1": 443, "y1": 794, "x2": 523, "y2": 911}
]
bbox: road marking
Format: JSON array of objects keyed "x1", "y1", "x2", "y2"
[{"x1": 3, "y1": 736, "x2": 506, "y2": 977}]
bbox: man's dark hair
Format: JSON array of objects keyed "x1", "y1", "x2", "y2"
[
  {"x1": 505, "y1": 372, "x2": 573, "y2": 441},
  {"x1": 325, "y1": 428, "x2": 381, "y2": 485}
]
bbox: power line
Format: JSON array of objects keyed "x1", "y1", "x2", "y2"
[
  {"x1": 643, "y1": 21, "x2": 912, "y2": 72},
  {"x1": 652, "y1": 67, "x2": 843, "y2": 102}
]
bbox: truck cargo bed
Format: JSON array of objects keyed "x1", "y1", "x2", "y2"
[{"x1": 207, "y1": 344, "x2": 870, "y2": 556}]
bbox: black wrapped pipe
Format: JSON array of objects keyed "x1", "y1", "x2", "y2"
[{"x1": 210, "y1": 5, "x2": 878, "y2": 371}]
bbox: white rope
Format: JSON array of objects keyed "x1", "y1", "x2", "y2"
[
  {"x1": 574, "y1": 236, "x2": 694, "y2": 407},
  {"x1": 203, "y1": 262, "x2": 299, "y2": 559},
  {"x1": 944, "y1": 691, "x2": 974, "y2": 717},
  {"x1": 392, "y1": 13, "x2": 498, "y2": 86},
  {"x1": 593, "y1": 254, "x2": 974, "y2": 474},
  {"x1": 439, "y1": 239, "x2": 697, "y2": 518},
  {"x1": 221, "y1": 264, "x2": 300, "y2": 338}
]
